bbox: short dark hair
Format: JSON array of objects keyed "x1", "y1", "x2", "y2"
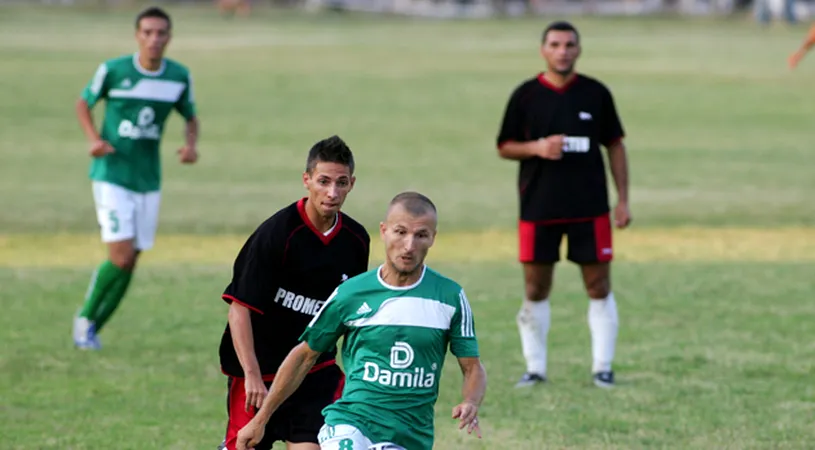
[
  {"x1": 305, "y1": 135, "x2": 355, "y2": 174},
  {"x1": 542, "y1": 20, "x2": 579, "y2": 44},
  {"x1": 136, "y1": 7, "x2": 172, "y2": 30},
  {"x1": 388, "y1": 191, "x2": 437, "y2": 217}
]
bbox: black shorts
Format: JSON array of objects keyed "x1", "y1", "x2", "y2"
[
  {"x1": 518, "y1": 214, "x2": 613, "y2": 264},
  {"x1": 223, "y1": 363, "x2": 345, "y2": 450}
]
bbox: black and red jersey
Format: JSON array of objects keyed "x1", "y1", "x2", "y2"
[
  {"x1": 219, "y1": 198, "x2": 370, "y2": 379},
  {"x1": 497, "y1": 73, "x2": 625, "y2": 221}
]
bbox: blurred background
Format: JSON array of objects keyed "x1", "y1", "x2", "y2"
[{"x1": 1, "y1": 1, "x2": 814, "y2": 449}]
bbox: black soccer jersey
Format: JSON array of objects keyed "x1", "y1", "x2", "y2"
[
  {"x1": 497, "y1": 73, "x2": 625, "y2": 221},
  {"x1": 219, "y1": 198, "x2": 370, "y2": 379}
]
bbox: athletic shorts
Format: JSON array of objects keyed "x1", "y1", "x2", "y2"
[
  {"x1": 518, "y1": 214, "x2": 613, "y2": 264},
  {"x1": 92, "y1": 181, "x2": 161, "y2": 251},
  {"x1": 318, "y1": 424, "x2": 405, "y2": 450},
  {"x1": 224, "y1": 364, "x2": 345, "y2": 450}
]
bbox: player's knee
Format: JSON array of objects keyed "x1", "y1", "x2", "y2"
[
  {"x1": 585, "y1": 278, "x2": 610, "y2": 299},
  {"x1": 524, "y1": 282, "x2": 551, "y2": 302},
  {"x1": 109, "y1": 245, "x2": 138, "y2": 270}
]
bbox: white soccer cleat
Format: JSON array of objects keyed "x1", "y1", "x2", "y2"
[{"x1": 73, "y1": 316, "x2": 101, "y2": 350}]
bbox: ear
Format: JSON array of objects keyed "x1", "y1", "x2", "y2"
[
  {"x1": 539, "y1": 43, "x2": 546, "y2": 58},
  {"x1": 349, "y1": 175, "x2": 356, "y2": 191},
  {"x1": 379, "y1": 221, "x2": 387, "y2": 240},
  {"x1": 302, "y1": 171, "x2": 309, "y2": 190}
]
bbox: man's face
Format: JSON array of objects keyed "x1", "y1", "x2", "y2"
[
  {"x1": 136, "y1": 17, "x2": 171, "y2": 61},
  {"x1": 541, "y1": 30, "x2": 581, "y2": 76},
  {"x1": 380, "y1": 204, "x2": 437, "y2": 276},
  {"x1": 302, "y1": 161, "x2": 355, "y2": 217}
]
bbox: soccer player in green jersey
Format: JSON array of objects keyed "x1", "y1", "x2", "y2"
[
  {"x1": 236, "y1": 192, "x2": 488, "y2": 450},
  {"x1": 71, "y1": 7, "x2": 200, "y2": 350}
]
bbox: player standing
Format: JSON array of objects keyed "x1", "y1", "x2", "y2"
[
  {"x1": 235, "y1": 192, "x2": 487, "y2": 450},
  {"x1": 72, "y1": 7, "x2": 199, "y2": 349},
  {"x1": 218, "y1": 136, "x2": 370, "y2": 450},
  {"x1": 495, "y1": 21, "x2": 631, "y2": 388}
]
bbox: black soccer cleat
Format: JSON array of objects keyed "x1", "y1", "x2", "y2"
[
  {"x1": 593, "y1": 371, "x2": 615, "y2": 388},
  {"x1": 515, "y1": 372, "x2": 547, "y2": 388}
]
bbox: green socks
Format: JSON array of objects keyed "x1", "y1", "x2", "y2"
[
  {"x1": 94, "y1": 270, "x2": 133, "y2": 331},
  {"x1": 78, "y1": 260, "x2": 133, "y2": 332}
]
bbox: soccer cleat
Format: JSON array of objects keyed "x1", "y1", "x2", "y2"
[
  {"x1": 73, "y1": 316, "x2": 101, "y2": 350},
  {"x1": 515, "y1": 372, "x2": 546, "y2": 388},
  {"x1": 593, "y1": 371, "x2": 615, "y2": 388},
  {"x1": 85, "y1": 323, "x2": 102, "y2": 350}
]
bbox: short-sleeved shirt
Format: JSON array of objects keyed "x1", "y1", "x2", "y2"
[
  {"x1": 219, "y1": 198, "x2": 370, "y2": 380},
  {"x1": 300, "y1": 265, "x2": 480, "y2": 450},
  {"x1": 496, "y1": 73, "x2": 625, "y2": 221},
  {"x1": 81, "y1": 53, "x2": 197, "y2": 193}
]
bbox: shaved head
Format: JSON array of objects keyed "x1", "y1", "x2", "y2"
[
  {"x1": 386, "y1": 191, "x2": 437, "y2": 220},
  {"x1": 379, "y1": 191, "x2": 438, "y2": 282}
]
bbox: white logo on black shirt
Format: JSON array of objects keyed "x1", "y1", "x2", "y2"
[{"x1": 273, "y1": 287, "x2": 325, "y2": 316}]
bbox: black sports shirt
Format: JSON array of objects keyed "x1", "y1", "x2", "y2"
[
  {"x1": 496, "y1": 73, "x2": 625, "y2": 222},
  {"x1": 219, "y1": 198, "x2": 370, "y2": 379}
]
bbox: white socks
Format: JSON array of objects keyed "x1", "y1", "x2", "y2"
[
  {"x1": 516, "y1": 299, "x2": 551, "y2": 376},
  {"x1": 588, "y1": 293, "x2": 619, "y2": 373}
]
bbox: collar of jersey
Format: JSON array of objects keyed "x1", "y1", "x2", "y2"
[
  {"x1": 296, "y1": 197, "x2": 342, "y2": 244},
  {"x1": 132, "y1": 53, "x2": 166, "y2": 77},
  {"x1": 376, "y1": 264, "x2": 426, "y2": 291}
]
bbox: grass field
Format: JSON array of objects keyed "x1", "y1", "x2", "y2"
[{"x1": 2, "y1": 5, "x2": 815, "y2": 449}]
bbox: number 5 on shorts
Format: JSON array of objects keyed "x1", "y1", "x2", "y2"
[{"x1": 108, "y1": 210, "x2": 120, "y2": 233}]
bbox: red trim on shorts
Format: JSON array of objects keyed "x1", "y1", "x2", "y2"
[
  {"x1": 593, "y1": 215, "x2": 613, "y2": 262},
  {"x1": 222, "y1": 294, "x2": 264, "y2": 315},
  {"x1": 225, "y1": 377, "x2": 254, "y2": 450},
  {"x1": 222, "y1": 360, "x2": 340, "y2": 449},
  {"x1": 297, "y1": 197, "x2": 342, "y2": 245},
  {"x1": 518, "y1": 220, "x2": 536, "y2": 263}
]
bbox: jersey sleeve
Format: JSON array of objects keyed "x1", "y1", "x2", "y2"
[
  {"x1": 80, "y1": 62, "x2": 110, "y2": 108},
  {"x1": 449, "y1": 288, "x2": 480, "y2": 358},
  {"x1": 221, "y1": 225, "x2": 281, "y2": 315},
  {"x1": 174, "y1": 72, "x2": 197, "y2": 120},
  {"x1": 600, "y1": 86, "x2": 625, "y2": 148},
  {"x1": 300, "y1": 287, "x2": 349, "y2": 353},
  {"x1": 496, "y1": 86, "x2": 526, "y2": 148}
]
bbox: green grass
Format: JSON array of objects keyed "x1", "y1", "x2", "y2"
[{"x1": 1, "y1": 5, "x2": 815, "y2": 449}]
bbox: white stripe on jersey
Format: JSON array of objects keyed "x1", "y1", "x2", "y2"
[
  {"x1": 108, "y1": 78, "x2": 186, "y2": 103},
  {"x1": 89, "y1": 63, "x2": 108, "y2": 96},
  {"x1": 459, "y1": 290, "x2": 475, "y2": 338},
  {"x1": 345, "y1": 296, "x2": 456, "y2": 330},
  {"x1": 308, "y1": 287, "x2": 339, "y2": 327}
]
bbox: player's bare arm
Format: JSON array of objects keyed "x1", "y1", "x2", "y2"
[
  {"x1": 178, "y1": 116, "x2": 199, "y2": 164},
  {"x1": 452, "y1": 356, "x2": 487, "y2": 438},
  {"x1": 606, "y1": 140, "x2": 631, "y2": 228},
  {"x1": 74, "y1": 98, "x2": 113, "y2": 157},
  {"x1": 228, "y1": 302, "x2": 267, "y2": 411},
  {"x1": 789, "y1": 23, "x2": 815, "y2": 69},
  {"x1": 498, "y1": 135, "x2": 565, "y2": 161},
  {"x1": 236, "y1": 341, "x2": 322, "y2": 450}
]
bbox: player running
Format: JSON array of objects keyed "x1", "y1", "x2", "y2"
[
  {"x1": 72, "y1": 7, "x2": 199, "y2": 350},
  {"x1": 495, "y1": 21, "x2": 631, "y2": 388},
  {"x1": 235, "y1": 192, "x2": 487, "y2": 450},
  {"x1": 218, "y1": 136, "x2": 370, "y2": 450}
]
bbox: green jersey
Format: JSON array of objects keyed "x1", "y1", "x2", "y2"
[
  {"x1": 301, "y1": 265, "x2": 480, "y2": 450},
  {"x1": 81, "y1": 53, "x2": 196, "y2": 193}
]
